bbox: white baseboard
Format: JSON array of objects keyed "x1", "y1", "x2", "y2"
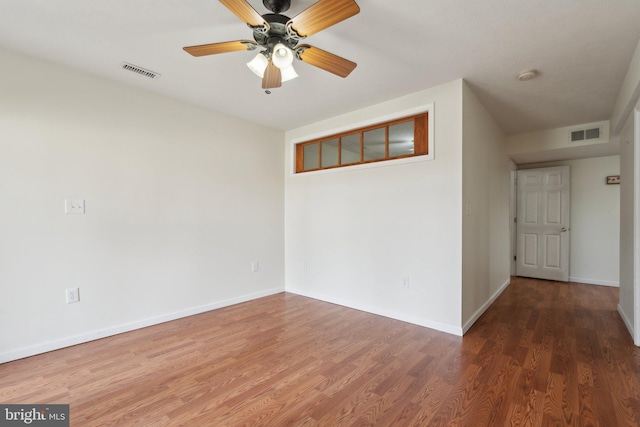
[
  {"x1": 462, "y1": 278, "x2": 511, "y2": 334},
  {"x1": 286, "y1": 287, "x2": 463, "y2": 336},
  {"x1": 569, "y1": 277, "x2": 619, "y2": 287},
  {"x1": 618, "y1": 304, "x2": 635, "y2": 340},
  {"x1": 0, "y1": 286, "x2": 284, "y2": 364}
]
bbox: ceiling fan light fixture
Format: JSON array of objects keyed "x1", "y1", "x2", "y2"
[
  {"x1": 247, "y1": 53, "x2": 269, "y2": 78},
  {"x1": 280, "y1": 64, "x2": 298, "y2": 82},
  {"x1": 272, "y1": 43, "x2": 294, "y2": 68}
]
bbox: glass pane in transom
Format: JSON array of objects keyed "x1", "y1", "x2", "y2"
[
  {"x1": 388, "y1": 120, "x2": 414, "y2": 157},
  {"x1": 321, "y1": 138, "x2": 339, "y2": 168},
  {"x1": 341, "y1": 133, "x2": 360, "y2": 164},
  {"x1": 303, "y1": 143, "x2": 319, "y2": 170},
  {"x1": 363, "y1": 127, "x2": 386, "y2": 161}
]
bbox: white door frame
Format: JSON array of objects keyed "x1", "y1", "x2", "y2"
[
  {"x1": 510, "y1": 170, "x2": 517, "y2": 276},
  {"x1": 634, "y1": 108, "x2": 640, "y2": 346}
]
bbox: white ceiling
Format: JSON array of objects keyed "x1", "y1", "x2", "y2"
[{"x1": 1, "y1": 0, "x2": 639, "y2": 135}]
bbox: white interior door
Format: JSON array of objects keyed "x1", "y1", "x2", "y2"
[{"x1": 516, "y1": 166, "x2": 570, "y2": 281}]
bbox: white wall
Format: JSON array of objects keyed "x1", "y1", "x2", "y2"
[
  {"x1": 520, "y1": 156, "x2": 620, "y2": 287},
  {"x1": 0, "y1": 48, "x2": 285, "y2": 362},
  {"x1": 284, "y1": 80, "x2": 464, "y2": 334},
  {"x1": 461, "y1": 82, "x2": 511, "y2": 331},
  {"x1": 507, "y1": 120, "x2": 611, "y2": 155},
  {"x1": 565, "y1": 157, "x2": 620, "y2": 286},
  {"x1": 506, "y1": 120, "x2": 618, "y2": 164}
]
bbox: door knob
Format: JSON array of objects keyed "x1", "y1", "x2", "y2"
[{"x1": 561, "y1": 227, "x2": 568, "y2": 232}]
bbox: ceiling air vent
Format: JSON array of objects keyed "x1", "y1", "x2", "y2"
[
  {"x1": 569, "y1": 126, "x2": 601, "y2": 143},
  {"x1": 121, "y1": 62, "x2": 161, "y2": 79}
]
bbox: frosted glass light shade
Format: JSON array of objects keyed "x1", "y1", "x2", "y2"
[
  {"x1": 280, "y1": 64, "x2": 298, "y2": 82},
  {"x1": 272, "y1": 43, "x2": 294, "y2": 68},
  {"x1": 247, "y1": 53, "x2": 268, "y2": 78}
]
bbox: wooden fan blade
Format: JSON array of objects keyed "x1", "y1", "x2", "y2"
[
  {"x1": 289, "y1": 0, "x2": 360, "y2": 37},
  {"x1": 262, "y1": 61, "x2": 282, "y2": 89},
  {"x1": 297, "y1": 45, "x2": 356, "y2": 77},
  {"x1": 219, "y1": 0, "x2": 268, "y2": 28},
  {"x1": 183, "y1": 40, "x2": 257, "y2": 57}
]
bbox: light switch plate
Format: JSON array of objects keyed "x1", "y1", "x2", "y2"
[{"x1": 65, "y1": 198, "x2": 85, "y2": 214}]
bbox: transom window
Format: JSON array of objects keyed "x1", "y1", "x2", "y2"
[{"x1": 295, "y1": 112, "x2": 428, "y2": 173}]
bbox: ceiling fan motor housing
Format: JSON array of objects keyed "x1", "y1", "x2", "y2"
[
  {"x1": 254, "y1": 14, "x2": 299, "y2": 50},
  {"x1": 263, "y1": 0, "x2": 290, "y2": 14}
]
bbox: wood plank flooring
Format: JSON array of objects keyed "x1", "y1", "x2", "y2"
[{"x1": 1, "y1": 277, "x2": 639, "y2": 426}]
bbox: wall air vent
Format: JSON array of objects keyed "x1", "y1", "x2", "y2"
[
  {"x1": 121, "y1": 62, "x2": 161, "y2": 79},
  {"x1": 569, "y1": 126, "x2": 601, "y2": 143}
]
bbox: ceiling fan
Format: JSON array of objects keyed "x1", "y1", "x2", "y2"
[{"x1": 183, "y1": 0, "x2": 360, "y2": 90}]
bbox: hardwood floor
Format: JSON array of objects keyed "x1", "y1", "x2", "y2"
[{"x1": 1, "y1": 277, "x2": 639, "y2": 426}]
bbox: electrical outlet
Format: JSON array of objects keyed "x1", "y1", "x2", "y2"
[
  {"x1": 402, "y1": 276, "x2": 410, "y2": 289},
  {"x1": 65, "y1": 198, "x2": 85, "y2": 214},
  {"x1": 66, "y1": 287, "x2": 80, "y2": 304}
]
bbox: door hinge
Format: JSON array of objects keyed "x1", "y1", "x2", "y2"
[
  {"x1": 514, "y1": 255, "x2": 517, "y2": 261},
  {"x1": 514, "y1": 217, "x2": 517, "y2": 223}
]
